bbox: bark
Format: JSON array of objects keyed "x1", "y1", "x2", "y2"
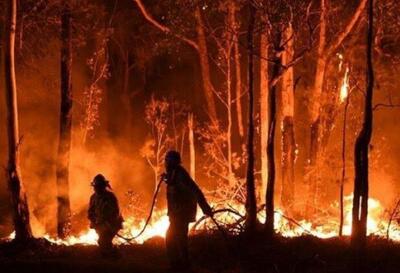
[
  {"x1": 4, "y1": 0, "x2": 33, "y2": 241},
  {"x1": 351, "y1": 0, "x2": 374, "y2": 250},
  {"x1": 265, "y1": 32, "x2": 281, "y2": 237},
  {"x1": 56, "y1": 0, "x2": 72, "y2": 238},
  {"x1": 280, "y1": 24, "x2": 296, "y2": 212},
  {"x1": 260, "y1": 31, "x2": 269, "y2": 203},
  {"x1": 226, "y1": 5, "x2": 234, "y2": 186},
  {"x1": 245, "y1": 2, "x2": 257, "y2": 231},
  {"x1": 188, "y1": 114, "x2": 196, "y2": 180},
  {"x1": 194, "y1": 6, "x2": 218, "y2": 123},
  {"x1": 231, "y1": 2, "x2": 244, "y2": 138},
  {"x1": 307, "y1": 0, "x2": 367, "y2": 213},
  {"x1": 307, "y1": 0, "x2": 327, "y2": 214},
  {"x1": 227, "y1": 52, "x2": 234, "y2": 185}
]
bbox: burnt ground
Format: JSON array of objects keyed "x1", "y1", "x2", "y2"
[{"x1": 1, "y1": 233, "x2": 400, "y2": 273}]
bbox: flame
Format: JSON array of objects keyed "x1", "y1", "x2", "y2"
[
  {"x1": 5, "y1": 194, "x2": 400, "y2": 245},
  {"x1": 337, "y1": 53, "x2": 344, "y2": 71},
  {"x1": 340, "y1": 66, "x2": 350, "y2": 103}
]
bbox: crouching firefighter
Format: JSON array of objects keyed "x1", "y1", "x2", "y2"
[
  {"x1": 88, "y1": 174, "x2": 123, "y2": 256},
  {"x1": 163, "y1": 150, "x2": 213, "y2": 271}
]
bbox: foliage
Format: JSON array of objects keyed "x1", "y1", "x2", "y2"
[{"x1": 140, "y1": 97, "x2": 188, "y2": 187}]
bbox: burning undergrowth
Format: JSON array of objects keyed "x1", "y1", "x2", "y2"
[{"x1": 4, "y1": 194, "x2": 400, "y2": 246}]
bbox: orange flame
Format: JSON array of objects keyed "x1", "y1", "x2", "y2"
[
  {"x1": 5, "y1": 194, "x2": 400, "y2": 245},
  {"x1": 340, "y1": 66, "x2": 350, "y2": 103}
]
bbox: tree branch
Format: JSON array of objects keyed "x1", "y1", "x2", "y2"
[
  {"x1": 132, "y1": 0, "x2": 199, "y2": 51},
  {"x1": 326, "y1": 0, "x2": 368, "y2": 57}
]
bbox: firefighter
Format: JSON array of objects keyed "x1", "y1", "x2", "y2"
[
  {"x1": 88, "y1": 174, "x2": 123, "y2": 256},
  {"x1": 163, "y1": 150, "x2": 213, "y2": 271}
]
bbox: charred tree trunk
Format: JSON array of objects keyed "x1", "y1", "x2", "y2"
[
  {"x1": 245, "y1": 2, "x2": 257, "y2": 232},
  {"x1": 194, "y1": 6, "x2": 218, "y2": 124},
  {"x1": 56, "y1": 0, "x2": 72, "y2": 238},
  {"x1": 351, "y1": 0, "x2": 374, "y2": 250},
  {"x1": 260, "y1": 31, "x2": 269, "y2": 203},
  {"x1": 4, "y1": 0, "x2": 33, "y2": 241},
  {"x1": 265, "y1": 32, "x2": 281, "y2": 237},
  {"x1": 280, "y1": 24, "x2": 296, "y2": 212}
]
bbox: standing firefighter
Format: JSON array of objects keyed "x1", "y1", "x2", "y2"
[
  {"x1": 163, "y1": 150, "x2": 213, "y2": 271},
  {"x1": 88, "y1": 174, "x2": 123, "y2": 256}
]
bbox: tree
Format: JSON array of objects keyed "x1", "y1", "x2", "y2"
[
  {"x1": 56, "y1": 0, "x2": 73, "y2": 238},
  {"x1": 259, "y1": 27, "x2": 269, "y2": 203},
  {"x1": 4, "y1": 0, "x2": 33, "y2": 241},
  {"x1": 280, "y1": 23, "x2": 296, "y2": 212},
  {"x1": 142, "y1": 98, "x2": 170, "y2": 188},
  {"x1": 265, "y1": 29, "x2": 282, "y2": 237},
  {"x1": 351, "y1": 0, "x2": 374, "y2": 250},
  {"x1": 132, "y1": 0, "x2": 218, "y2": 124},
  {"x1": 258, "y1": 0, "x2": 313, "y2": 236},
  {"x1": 245, "y1": 1, "x2": 257, "y2": 231},
  {"x1": 307, "y1": 0, "x2": 368, "y2": 212},
  {"x1": 231, "y1": 1, "x2": 244, "y2": 138}
]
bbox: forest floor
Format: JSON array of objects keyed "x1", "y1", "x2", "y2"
[{"x1": 1, "y1": 232, "x2": 400, "y2": 273}]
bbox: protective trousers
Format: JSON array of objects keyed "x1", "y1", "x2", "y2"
[{"x1": 166, "y1": 217, "x2": 190, "y2": 270}]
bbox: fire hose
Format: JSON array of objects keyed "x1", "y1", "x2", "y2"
[
  {"x1": 114, "y1": 176, "x2": 230, "y2": 244},
  {"x1": 115, "y1": 177, "x2": 164, "y2": 242}
]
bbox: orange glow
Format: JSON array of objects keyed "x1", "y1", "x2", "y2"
[{"x1": 6, "y1": 194, "x2": 400, "y2": 245}]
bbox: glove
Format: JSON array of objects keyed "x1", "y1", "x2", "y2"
[{"x1": 160, "y1": 173, "x2": 168, "y2": 183}]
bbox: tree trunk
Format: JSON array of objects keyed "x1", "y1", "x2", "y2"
[
  {"x1": 194, "y1": 6, "x2": 218, "y2": 124},
  {"x1": 231, "y1": 2, "x2": 244, "y2": 138},
  {"x1": 245, "y1": 2, "x2": 257, "y2": 231},
  {"x1": 227, "y1": 49, "x2": 234, "y2": 186},
  {"x1": 307, "y1": 57, "x2": 327, "y2": 215},
  {"x1": 260, "y1": 31, "x2": 269, "y2": 204},
  {"x1": 351, "y1": 0, "x2": 374, "y2": 250},
  {"x1": 56, "y1": 0, "x2": 72, "y2": 238},
  {"x1": 188, "y1": 113, "x2": 196, "y2": 180},
  {"x1": 339, "y1": 95, "x2": 350, "y2": 236},
  {"x1": 265, "y1": 32, "x2": 281, "y2": 237},
  {"x1": 280, "y1": 24, "x2": 296, "y2": 212},
  {"x1": 4, "y1": 0, "x2": 33, "y2": 241},
  {"x1": 307, "y1": 0, "x2": 328, "y2": 214}
]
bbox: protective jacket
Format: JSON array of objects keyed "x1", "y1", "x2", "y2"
[
  {"x1": 88, "y1": 190, "x2": 123, "y2": 231},
  {"x1": 166, "y1": 165, "x2": 211, "y2": 222}
]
